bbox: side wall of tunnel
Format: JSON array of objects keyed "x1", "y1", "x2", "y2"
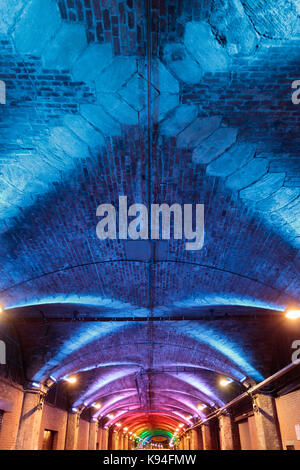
[{"x1": 1, "y1": 375, "x2": 300, "y2": 450}]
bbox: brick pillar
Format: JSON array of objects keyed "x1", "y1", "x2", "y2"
[
  {"x1": 16, "y1": 389, "x2": 45, "y2": 450},
  {"x1": 253, "y1": 394, "x2": 282, "y2": 450},
  {"x1": 117, "y1": 433, "x2": 122, "y2": 450},
  {"x1": 88, "y1": 420, "x2": 98, "y2": 450},
  {"x1": 190, "y1": 429, "x2": 201, "y2": 450},
  {"x1": 111, "y1": 432, "x2": 117, "y2": 450},
  {"x1": 65, "y1": 410, "x2": 80, "y2": 450},
  {"x1": 101, "y1": 428, "x2": 109, "y2": 450},
  {"x1": 97, "y1": 426, "x2": 102, "y2": 449},
  {"x1": 219, "y1": 414, "x2": 235, "y2": 450},
  {"x1": 202, "y1": 423, "x2": 214, "y2": 450},
  {"x1": 117, "y1": 432, "x2": 122, "y2": 450},
  {"x1": 107, "y1": 428, "x2": 113, "y2": 450},
  {"x1": 184, "y1": 433, "x2": 190, "y2": 450},
  {"x1": 111, "y1": 431, "x2": 119, "y2": 450},
  {"x1": 197, "y1": 427, "x2": 203, "y2": 450}
]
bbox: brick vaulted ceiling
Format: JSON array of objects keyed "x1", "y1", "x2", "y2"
[{"x1": 0, "y1": 0, "x2": 300, "y2": 440}]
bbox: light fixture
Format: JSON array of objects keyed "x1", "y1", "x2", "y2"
[
  {"x1": 92, "y1": 402, "x2": 101, "y2": 410},
  {"x1": 65, "y1": 376, "x2": 77, "y2": 384},
  {"x1": 240, "y1": 377, "x2": 251, "y2": 389},
  {"x1": 46, "y1": 376, "x2": 57, "y2": 388},
  {"x1": 72, "y1": 407, "x2": 78, "y2": 413},
  {"x1": 31, "y1": 381, "x2": 41, "y2": 389},
  {"x1": 285, "y1": 309, "x2": 300, "y2": 320},
  {"x1": 107, "y1": 413, "x2": 114, "y2": 419},
  {"x1": 220, "y1": 377, "x2": 233, "y2": 387},
  {"x1": 0, "y1": 305, "x2": 4, "y2": 314},
  {"x1": 197, "y1": 404, "x2": 206, "y2": 411},
  {"x1": 124, "y1": 427, "x2": 128, "y2": 431},
  {"x1": 178, "y1": 423, "x2": 184, "y2": 428},
  {"x1": 115, "y1": 422, "x2": 121, "y2": 427}
]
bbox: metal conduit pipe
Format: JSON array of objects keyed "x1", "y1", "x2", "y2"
[{"x1": 186, "y1": 361, "x2": 300, "y2": 432}]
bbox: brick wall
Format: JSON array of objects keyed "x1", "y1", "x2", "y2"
[
  {"x1": 182, "y1": 41, "x2": 300, "y2": 156},
  {"x1": 237, "y1": 415, "x2": 259, "y2": 450},
  {"x1": 0, "y1": 378, "x2": 23, "y2": 450},
  {"x1": 38, "y1": 403, "x2": 68, "y2": 450},
  {"x1": 0, "y1": 320, "x2": 24, "y2": 384},
  {"x1": 248, "y1": 415, "x2": 259, "y2": 450},
  {"x1": 238, "y1": 420, "x2": 251, "y2": 450},
  {"x1": 276, "y1": 389, "x2": 300, "y2": 450},
  {"x1": 57, "y1": 0, "x2": 211, "y2": 56}
]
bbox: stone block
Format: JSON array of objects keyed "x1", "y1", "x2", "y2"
[
  {"x1": 207, "y1": 142, "x2": 256, "y2": 177},
  {"x1": 49, "y1": 126, "x2": 89, "y2": 161},
  {"x1": 18, "y1": 154, "x2": 61, "y2": 189},
  {"x1": 150, "y1": 93, "x2": 179, "y2": 123},
  {"x1": 193, "y1": 127, "x2": 238, "y2": 164},
  {"x1": 0, "y1": 0, "x2": 26, "y2": 34},
  {"x1": 226, "y1": 158, "x2": 268, "y2": 191},
  {"x1": 72, "y1": 43, "x2": 113, "y2": 83},
  {"x1": 242, "y1": 0, "x2": 299, "y2": 39},
  {"x1": 80, "y1": 104, "x2": 121, "y2": 136},
  {"x1": 160, "y1": 104, "x2": 198, "y2": 136},
  {"x1": 177, "y1": 116, "x2": 222, "y2": 149},
  {"x1": 210, "y1": 0, "x2": 258, "y2": 56},
  {"x1": 0, "y1": 162, "x2": 49, "y2": 208},
  {"x1": 97, "y1": 93, "x2": 139, "y2": 125},
  {"x1": 37, "y1": 140, "x2": 72, "y2": 172},
  {"x1": 280, "y1": 198, "x2": 300, "y2": 224},
  {"x1": 163, "y1": 43, "x2": 202, "y2": 84},
  {"x1": 118, "y1": 74, "x2": 150, "y2": 112},
  {"x1": 64, "y1": 114, "x2": 105, "y2": 148},
  {"x1": 151, "y1": 59, "x2": 179, "y2": 94},
  {"x1": 43, "y1": 23, "x2": 87, "y2": 70},
  {"x1": 257, "y1": 187, "x2": 299, "y2": 212},
  {"x1": 95, "y1": 57, "x2": 137, "y2": 93},
  {"x1": 184, "y1": 21, "x2": 230, "y2": 73},
  {"x1": 240, "y1": 172, "x2": 285, "y2": 201},
  {"x1": 13, "y1": 0, "x2": 61, "y2": 56}
]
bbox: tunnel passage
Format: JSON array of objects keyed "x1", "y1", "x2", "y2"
[{"x1": 0, "y1": 0, "x2": 300, "y2": 451}]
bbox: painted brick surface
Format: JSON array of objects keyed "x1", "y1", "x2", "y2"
[
  {"x1": 38, "y1": 403, "x2": 68, "y2": 450},
  {"x1": 276, "y1": 389, "x2": 300, "y2": 450},
  {"x1": 0, "y1": 379, "x2": 23, "y2": 450}
]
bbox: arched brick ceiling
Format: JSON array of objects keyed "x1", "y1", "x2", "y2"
[{"x1": 0, "y1": 0, "x2": 300, "y2": 442}]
